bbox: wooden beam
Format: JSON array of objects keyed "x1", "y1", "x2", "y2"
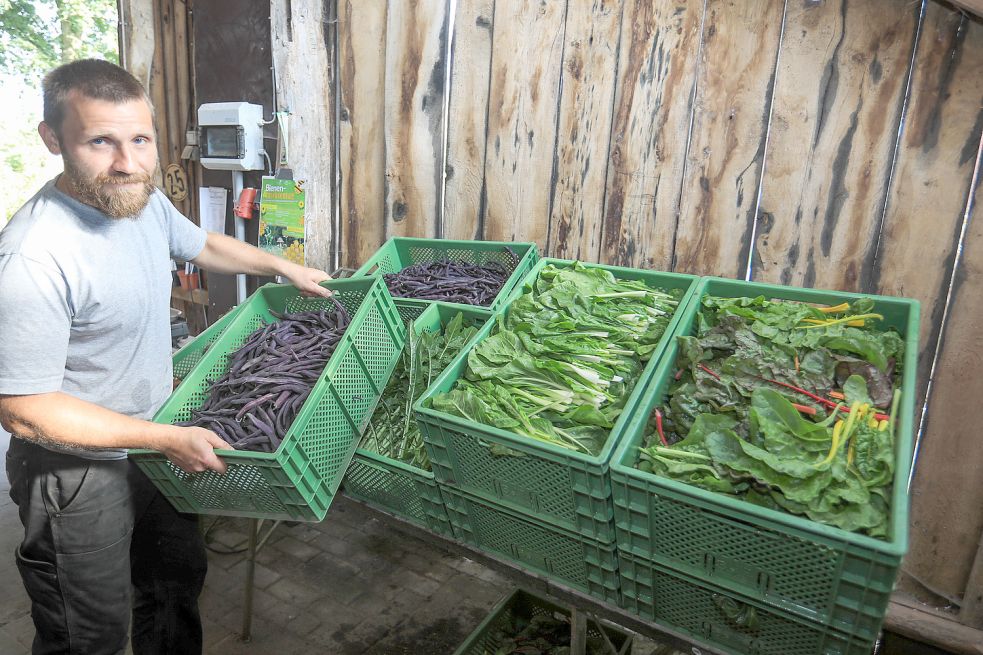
[
  {"x1": 753, "y1": 0, "x2": 920, "y2": 291},
  {"x1": 118, "y1": 0, "x2": 155, "y2": 88},
  {"x1": 599, "y1": 0, "x2": 703, "y2": 270},
  {"x1": 671, "y1": 0, "x2": 785, "y2": 278},
  {"x1": 442, "y1": 0, "x2": 494, "y2": 242},
  {"x1": 383, "y1": 0, "x2": 449, "y2": 240},
  {"x1": 885, "y1": 597, "x2": 983, "y2": 655},
  {"x1": 948, "y1": 1, "x2": 983, "y2": 19},
  {"x1": 547, "y1": 0, "x2": 623, "y2": 262},
  {"x1": 482, "y1": 0, "x2": 567, "y2": 248},
  {"x1": 338, "y1": 0, "x2": 388, "y2": 268},
  {"x1": 171, "y1": 287, "x2": 209, "y2": 306},
  {"x1": 270, "y1": 0, "x2": 337, "y2": 272},
  {"x1": 962, "y1": 529, "x2": 983, "y2": 628}
]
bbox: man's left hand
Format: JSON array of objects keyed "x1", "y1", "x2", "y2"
[{"x1": 286, "y1": 264, "x2": 333, "y2": 298}]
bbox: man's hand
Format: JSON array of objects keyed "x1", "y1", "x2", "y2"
[
  {"x1": 192, "y1": 233, "x2": 334, "y2": 298},
  {"x1": 162, "y1": 427, "x2": 229, "y2": 474},
  {"x1": 284, "y1": 263, "x2": 333, "y2": 298}
]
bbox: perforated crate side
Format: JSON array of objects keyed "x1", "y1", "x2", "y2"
[
  {"x1": 425, "y1": 414, "x2": 616, "y2": 541},
  {"x1": 619, "y1": 553, "x2": 875, "y2": 655},
  {"x1": 610, "y1": 276, "x2": 918, "y2": 641},
  {"x1": 453, "y1": 588, "x2": 632, "y2": 655},
  {"x1": 136, "y1": 277, "x2": 405, "y2": 521},
  {"x1": 441, "y1": 486, "x2": 621, "y2": 604},
  {"x1": 393, "y1": 300, "x2": 427, "y2": 323},
  {"x1": 131, "y1": 452, "x2": 330, "y2": 521},
  {"x1": 344, "y1": 457, "x2": 430, "y2": 526},
  {"x1": 344, "y1": 455, "x2": 452, "y2": 535},
  {"x1": 343, "y1": 302, "x2": 491, "y2": 533},
  {"x1": 171, "y1": 303, "x2": 246, "y2": 381}
]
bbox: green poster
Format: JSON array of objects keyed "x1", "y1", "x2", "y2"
[{"x1": 258, "y1": 177, "x2": 306, "y2": 264}]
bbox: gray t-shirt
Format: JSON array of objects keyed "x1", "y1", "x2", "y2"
[{"x1": 0, "y1": 178, "x2": 207, "y2": 459}]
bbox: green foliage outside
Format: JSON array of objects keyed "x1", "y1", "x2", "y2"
[{"x1": 0, "y1": 0, "x2": 119, "y2": 223}]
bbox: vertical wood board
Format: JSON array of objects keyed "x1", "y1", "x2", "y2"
[
  {"x1": 443, "y1": 0, "x2": 494, "y2": 241},
  {"x1": 148, "y1": 0, "x2": 167, "y2": 183},
  {"x1": 547, "y1": 0, "x2": 623, "y2": 262},
  {"x1": 383, "y1": 0, "x2": 450, "y2": 239},
  {"x1": 872, "y1": 5, "x2": 983, "y2": 407},
  {"x1": 482, "y1": 0, "x2": 567, "y2": 247},
  {"x1": 338, "y1": 0, "x2": 388, "y2": 268},
  {"x1": 120, "y1": 0, "x2": 156, "y2": 88},
  {"x1": 752, "y1": 0, "x2": 919, "y2": 291},
  {"x1": 671, "y1": 0, "x2": 785, "y2": 278},
  {"x1": 600, "y1": 0, "x2": 705, "y2": 270},
  {"x1": 907, "y1": 158, "x2": 983, "y2": 614},
  {"x1": 271, "y1": 0, "x2": 336, "y2": 272}
]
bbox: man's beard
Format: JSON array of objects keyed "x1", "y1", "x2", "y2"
[{"x1": 63, "y1": 158, "x2": 159, "y2": 219}]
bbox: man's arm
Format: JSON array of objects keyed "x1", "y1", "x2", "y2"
[
  {"x1": 0, "y1": 393, "x2": 227, "y2": 473},
  {"x1": 192, "y1": 232, "x2": 332, "y2": 298}
]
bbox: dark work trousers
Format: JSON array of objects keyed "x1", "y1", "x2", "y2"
[{"x1": 5, "y1": 437, "x2": 207, "y2": 655}]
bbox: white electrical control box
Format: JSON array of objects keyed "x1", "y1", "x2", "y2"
[{"x1": 197, "y1": 102, "x2": 265, "y2": 171}]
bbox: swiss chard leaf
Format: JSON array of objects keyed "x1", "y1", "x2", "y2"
[{"x1": 643, "y1": 292, "x2": 904, "y2": 539}]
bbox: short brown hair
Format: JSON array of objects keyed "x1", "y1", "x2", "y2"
[{"x1": 43, "y1": 59, "x2": 151, "y2": 135}]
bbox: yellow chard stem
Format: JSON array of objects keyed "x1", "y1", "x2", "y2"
[
  {"x1": 796, "y1": 313, "x2": 884, "y2": 329},
  {"x1": 817, "y1": 420, "x2": 845, "y2": 467}
]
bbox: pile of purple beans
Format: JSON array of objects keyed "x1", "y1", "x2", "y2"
[
  {"x1": 179, "y1": 300, "x2": 351, "y2": 452},
  {"x1": 383, "y1": 256, "x2": 517, "y2": 306}
]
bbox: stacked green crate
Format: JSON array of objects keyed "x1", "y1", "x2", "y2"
[
  {"x1": 416, "y1": 258, "x2": 699, "y2": 601},
  {"x1": 442, "y1": 486, "x2": 622, "y2": 604},
  {"x1": 453, "y1": 588, "x2": 633, "y2": 655},
  {"x1": 353, "y1": 237, "x2": 538, "y2": 321},
  {"x1": 132, "y1": 278, "x2": 406, "y2": 521},
  {"x1": 343, "y1": 303, "x2": 494, "y2": 535},
  {"x1": 610, "y1": 277, "x2": 920, "y2": 653}
]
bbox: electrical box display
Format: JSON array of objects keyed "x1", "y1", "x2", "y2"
[{"x1": 197, "y1": 102, "x2": 265, "y2": 171}]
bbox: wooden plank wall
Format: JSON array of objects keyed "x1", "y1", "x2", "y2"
[
  {"x1": 271, "y1": 0, "x2": 337, "y2": 272},
  {"x1": 297, "y1": 0, "x2": 983, "y2": 628},
  {"x1": 121, "y1": 0, "x2": 198, "y2": 225},
  {"x1": 121, "y1": 0, "x2": 204, "y2": 331}
]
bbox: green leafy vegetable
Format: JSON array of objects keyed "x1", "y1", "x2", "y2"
[
  {"x1": 359, "y1": 313, "x2": 479, "y2": 469},
  {"x1": 488, "y1": 610, "x2": 616, "y2": 655},
  {"x1": 640, "y1": 294, "x2": 904, "y2": 537},
  {"x1": 431, "y1": 263, "x2": 684, "y2": 455}
]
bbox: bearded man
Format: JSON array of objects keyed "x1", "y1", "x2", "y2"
[{"x1": 0, "y1": 59, "x2": 331, "y2": 654}]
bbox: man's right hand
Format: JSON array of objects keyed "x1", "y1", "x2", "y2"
[{"x1": 163, "y1": 426, "x2": 228, "y2": 474}]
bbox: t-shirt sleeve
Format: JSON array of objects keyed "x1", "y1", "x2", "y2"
[
  {"x1": 158, "y1": 191, "x2": 208, "y2": 260},
  {"x1": 0, "y1": 254, "x2": 71, "y2": 395}
]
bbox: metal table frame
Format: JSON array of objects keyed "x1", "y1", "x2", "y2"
[{"x1": 233, "y1": 497, "x2": 723, "y2": 655}]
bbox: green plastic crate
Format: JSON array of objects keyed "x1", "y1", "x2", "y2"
[
  {"x1": 415, "y1": 258, "x2": 699, "y2": 542},
  {"x1": 131, "y1": 277, "x2": 406, "y2": 521},
  {"x1": 618, "y1": 551, "x2": 873, "y2": 655},
  {"x1": 171, "y1": 303, "x2": 246, "y2": 381},
  {"x1": 610, "y1": 276, "x2": 920, "y2": 642},
  {"x1": 454, "y1": 588, "x2": 633, "y2": 655},
  {"x1": 343, "y1": 303, "x2": 495, "y2": 535},
  {"x1": 343, "y1": 456, "x2": 452, "y2": 535},
  {"x1": 353, "y1": 237, "x2": 538, "y2": 316},
  {"x1": 442, "y1": 485, "x2": 621, "y2": 604}
]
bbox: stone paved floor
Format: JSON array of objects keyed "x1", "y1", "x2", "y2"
[{"x1": 0, "y1": 429, "x2": 676, "y2": 654}]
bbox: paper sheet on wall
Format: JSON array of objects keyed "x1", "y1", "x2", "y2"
[
  {"x1": 198, "y1": 187, "x2": 228, "y2": 234},
  {"x1": 258, "y1": 177, "x2": 306, "y2": 265}
]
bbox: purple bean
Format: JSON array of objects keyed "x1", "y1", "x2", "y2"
[{"x1": 182, "y1": 304, "x2": 350, "y2": 452}]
